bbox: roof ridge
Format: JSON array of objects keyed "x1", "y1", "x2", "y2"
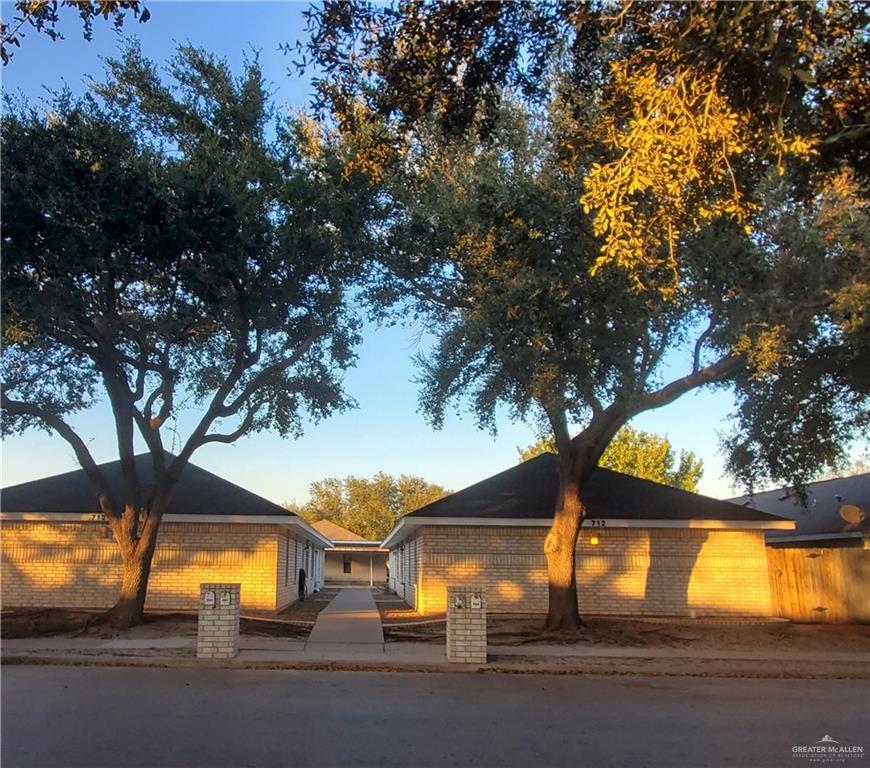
[
  {"x1": 1, "y1": 453, "x2": 294, "y2": 518},
  {"x1": 406, "y1": 453, "x2": 787, "y2": 523},
  {"x1": 311, "y1": 519, "x2": 368, "y2": 540}
]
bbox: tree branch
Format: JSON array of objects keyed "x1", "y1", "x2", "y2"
[
  {"x1": 637, "y1": 353, "x2": 744, "y2": 413},
  {"x1": 406, "y1": 275, "x2": 473, "y2": 310},
  {"x1": 166, "y1": 323, "x2": 322, "y2": 485},
  {"x1": 545, "y1": 406, "x2": 572, "y2": 458},
  {"x1": 692, "y1": 315, "x2": 717, "y2": 374},
  {"x1": 569, "y1": 401, "x2": 630, "y2": 471},
  {"x1": 200, "y1": 406, "x2": 259, "y2": 445},
  {"x1": 0, "y1": 393, "x2": 117, "y2": 516},
  {"x1": 218, "y1": 324, "x2": 323, "y2": 418}
]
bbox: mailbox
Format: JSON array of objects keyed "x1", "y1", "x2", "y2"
[
  {"x1": 203, "y1": 590, "x2": 215, "y2": 608},
  {"x1": 470, "y1": 593, "x2": 482, "y2": 610},
  {"x1": 219, "y1": 591, "x2": 231, "y2": 607},
  {"x1": 454, "y1": 594, "x2": 465, "y2": 609}
]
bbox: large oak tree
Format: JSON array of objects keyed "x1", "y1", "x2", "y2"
[
  {"x1": 301, "y1": 0, "x2": 869, "y2": 629},
  {"x1": 1, "y1": 44, "x2": 378, "y2": 627},
  {"x1": 368, "y1": 102, "x2": 868, "y2": 629}
]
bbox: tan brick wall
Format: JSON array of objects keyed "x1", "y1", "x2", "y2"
[
  {"x1": 413, "y1": 525, "x2": 773, "y2": 617},
  {"x1": 275, "y1": 532, "x2": 296, "y2": 611},
  {"x1": 446, "y1": 585, "x2": 487, "y2": 663},
  {"x1": 197, "y1": 583, "x2": 241, "y2": 659},
  {"x1": 0, "y1": 520, "x2": 299, "y2": 612}
]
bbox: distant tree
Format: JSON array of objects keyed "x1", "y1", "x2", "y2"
[
  {"x1": 1, "y1": 44, "x2": 378, "y2": 627},
  {"x1": 1, "y1": 1, "x2": 150, "y2": 65},
  {"x1": 299, "y1": 473, "x2": 449, "y2": 540},
  {"x1": 520, "y1": 427, "x2": 704, "y2": 493}
]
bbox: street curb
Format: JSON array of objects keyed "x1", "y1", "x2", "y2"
[{"x1": 4, "y1": 654, "x2": 870, "y2": 680}]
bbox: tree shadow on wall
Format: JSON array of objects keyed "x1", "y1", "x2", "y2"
[{"x1": 643, "y1": 531, "x2": 709, "y2": 615}]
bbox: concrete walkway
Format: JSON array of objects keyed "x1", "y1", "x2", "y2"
[
  {"x1": 4, "y1": 636, "x2": 870, "y2": 666},
  {"x1": 5, "y1": 636, "x2": 870, "y2": 678},
  {"x1": 305, "y1": 588, "x2": 384, "y2": 646}
]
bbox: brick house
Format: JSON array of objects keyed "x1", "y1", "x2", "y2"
[
  {"x1": 1, "y1": 455, "x2": 330, "y2": 612},
  {"x1": 383, "y1": 454, "x2": 793, "y2": 616},
  {"x1": 311, "y1": 520, "x2": 388, "y2": 587}
]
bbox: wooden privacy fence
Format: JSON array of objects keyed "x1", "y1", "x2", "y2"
[{"x1": 767, "y1": 547, "x2": 870, "y2": 623}]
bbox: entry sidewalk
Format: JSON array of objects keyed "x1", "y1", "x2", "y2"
[{"x1": 306, "y1": 587, "x2": 384, "y2": 646}]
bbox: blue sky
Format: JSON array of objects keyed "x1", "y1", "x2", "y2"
[{"x1": 0, "y1": 1, "x2": 799, "y2": 503}]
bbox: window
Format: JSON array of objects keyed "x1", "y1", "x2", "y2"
[{"x1": 343, "y1": 554, "x2": 352, "y2": 574}]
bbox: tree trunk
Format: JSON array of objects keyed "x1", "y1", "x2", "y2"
[
  {"x1": 544, "y1": 467, "x2": 586, "y2": 631},
  {"x1": 104, "y1": 552, "x2": 151, "y2": 628},
  {"x1": 104, "y1": 511, "x2": 161, "y2": 629}
]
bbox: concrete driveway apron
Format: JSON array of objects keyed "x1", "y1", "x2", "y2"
[{"x1": 306, "y1": 588, "x2": 384, "y2": 645}]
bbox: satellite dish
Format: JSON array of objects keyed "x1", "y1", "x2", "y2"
[{"x1": 839, "y1": 504, "x2": 866, "y2": 524}]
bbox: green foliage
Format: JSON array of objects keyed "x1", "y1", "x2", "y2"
[
  {"x1": 298, "y1": 473, "x2": 450, "y2": 541},
  {"x1": 300, "y1": 2, "x2": 865, "y2": 151},
  {"x1": 520, "y1": 427, "x2": 704, "y2": 493},
  {"x1": 1, "y1": 1, "x2": 150, "y2": 65},
  {"x1": 1, "y1": 42, "x2": 383, "y2": 622},
  {"x1": 722, "y1": 169, "x2": 870, "y2": 491},
  {"x1": 1, "y1": 42, "x2": 379, "y2": 504},
  {"x1": 368, "y1": 96, "x2": 866, "y2": 489},
  {"x1": 301, "y1": 1, "x2": 869, "y2": 492},
  {"x1": 300, "y1": 2, "x2": 869, "y2": 288}
]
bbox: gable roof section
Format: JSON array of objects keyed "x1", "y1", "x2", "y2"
[
  {"x1": 1, "y1": 453, "x2": 292, "y2": 518},
  {"x1": 406, "y1": 453, "x2": 787, "y2": 523},
  {"x1": 728, "y1": 472, "x2": 870, "y2": 540},
  {"x1": 311, "y1": 519, "x2": 368, "y2": 542}
]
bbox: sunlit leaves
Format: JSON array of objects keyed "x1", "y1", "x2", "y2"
[
  {"x1": 1, "y1": 0, "x2": 149, "y2": 65},
  {"x1": 576, "y1": 61, "x2": 821, "y2": 291},
  {"x1": 519, "y1": 427, "x2": 705, "y2": 493},
  {"x1": 732, "y1": 325, "x2": 787, "y2": 379},
  {"x1": 301, "y1": 1, "x2": 868, "y2": 293},
  {"x1": 297, "y1": 473, "x2": 450, "y2": 540}
]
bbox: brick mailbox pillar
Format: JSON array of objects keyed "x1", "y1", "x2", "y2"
[
  {"x1": 446, "y1": 585, "x2": 487, "y2": 664},
  {"x1": 197, "y1": 583, "x2": 241, "y2": 660}
]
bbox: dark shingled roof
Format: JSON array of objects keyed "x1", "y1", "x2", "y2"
[
  {"x1": 1, "y1": 453, "x2": 293, "y2": 518},
  {"x1": 407, "y1": 453, "x2": 786, "y2": 522},
  {"x1": 728, "y1": 473, "x2": 870, "y2": 540}
]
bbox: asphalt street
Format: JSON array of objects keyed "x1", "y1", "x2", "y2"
[{"x1": 2, "y1": 666, "x2": 867, "y2": 768}]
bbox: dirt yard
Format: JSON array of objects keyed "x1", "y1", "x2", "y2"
[
  {"x1": 383, "y1": 613, "x2": 870, "y2": 655},
  {"x1": 1, "y1": 590, "x2": 340, "y2": 642},
  {"x1": 373, "y1": 589, "x2": 429, "y2": 623}
]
